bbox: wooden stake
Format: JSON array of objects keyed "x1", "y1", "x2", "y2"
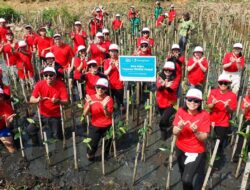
[
  {"x1": 72, "y1": 131, "x2": 78, "y2": 170},
  {"x1": 202, "y1": 139, "x2": 220, "y2": 190},
  {"x1": 136, "y1": 82, "x2": 140, "y2": 126},
  {"x1": 37, "y1": 106, "x2": 43, "y2": 141},
  {"x1": 112, "y1": 116, "x2": 117, "y2": 158},
  {"x1": 86, "y1": 115, "x2": 90, "y2": 135},
  {"x1": 240, "y1": 152, "x2": 250, "y2": 190},
  {"x1": 235, "y1": 125, "x2": 250, "y2": 178},
  {"x1": 141, "y1": 119, "x2": 148, "y2": 162},
  {"x1": 18, "y1": 127, "x2": 26, "y2": 158},
  {"x1": 126, "y1": 90, "x2": 130, "y2": 126},
  {"x1": 102, "y1": 138, "x2": 105, "y2": 175},
  {"x1": 60, "y1": 105, "x2": 66, "y2": 149},
  {"x1": 132, "y1": 142, "x2": 141, "y2": 185},
  {"x1": 43, "y1": 132, "x2": 51, "y2": 166}
]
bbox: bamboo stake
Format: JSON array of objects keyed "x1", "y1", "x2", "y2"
[
  {"x1": 202, "y1": 139, "x2": 220, "y2": 190},
  {"x1": 126, "y1": 90, "x2": 130, "y2": 126},
  {"x1": 37, "y1": 106, "x2": 43, "y2": 141},
  {"x1": 231, "y1": 114, "x2": 244, "y2": 161},
  {"x1": 18, "y1": 127, "x2": 26, "y2": 158},
  {"x1": 101, "y1": 137, "x2": 105, "y2": 175},
  {"x1": 240, "y1": 152, "x2": 250, "y2": 190},
  {"x1": 43, "y1": 132, "x2": 51, "y2": 166},
  {"x1": 235, "y1": 125, "x2": 250, "y2": 178},
  {"x1": 112, "y1": 116, "x2": 117, "y2": 158},
  {"x1": 149, "y1": 91, "x2": 153, "y2": 128},
  {"x1": 141, "y1": 119, "x2": 147, "y2": 162},
  {"x1": 86, "y1": 115, "x2": 90, "y2": 135},
  {"x1": 132, "y1": 142, "x2": 141, "y2": 185},
  {"x1": 60, "y1": 105, "x2": 66, "y2": 149},
  {"x1": 72, "y1": 131, "x2": 78, "y2": 170},
  {"x1": 166, "y1": 135, "x2": 177, "y2": 190},
  {"x1": 136, "y1": 82, "x2": 140, "y2": 126}
]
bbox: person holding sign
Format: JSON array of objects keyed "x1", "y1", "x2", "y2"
[
  {"x1": 173, "y1": 88, "x2": 210, "y2": 190},
  {"x1": 156, "y1": 61, "x2": 180, "y2": 140},
  {"x1": 83, "y1": 78, "x2": 114, "y2": 161},
  {"x1": 104, "y1": 44, "x2": 124, "y2": 111},
  {"x1": 207, "y1": 74, "x2": 237, "y2": 168}
]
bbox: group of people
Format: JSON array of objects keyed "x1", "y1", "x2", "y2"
[{"x1": 0, "y1": 3, "x2": 249, "y2": 190}]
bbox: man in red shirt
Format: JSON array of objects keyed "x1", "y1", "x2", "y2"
[
  {"x1": 23, "y1": 25, "x2": 39, "y2": 52},
  {"x1": 50, "y1": 34, "x2": 74, "y2": 69},
  {"x1": 27, "y1": 66, "x2": 68, "y2": 145},
  {"x1": 0, "y1": 88, "x2": 16, "y2": 153},
  {"x1": 112, "y1": 14, "x2": 123, "y2": 31},
  {"x1": 89, "y1": 17, "x2": 102, "y2": 39},
  {"x1": 156, "y1": 13, "x2": 168, "y2": 27},
  {"x1": 70, "y1": 21, "x2": 87, "y2": 53},
  {"x1": 137, "y1": 27, "x2": 154, "y2": 53},
  {"x1": 168, "y1": 4, "x2": 176, "y2": 25},
  {"x1": 0, "y1": 18, "x2": 8, "y2": 43}
]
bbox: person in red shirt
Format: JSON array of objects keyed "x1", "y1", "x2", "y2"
[
  {"x1": 207, "y1": 74, "x2": 237, "y2": 168},
  {"x1": 156, "y1": 61, "x2": 180, "y2": 140},
  {"x1": 137, "y1": 27, "x2": 154, "y2": 53},
  {"x1": 81, "y1": 60, "x2": 107, "y2": 95},
  {"x1": 33, "y1": 27, "x2": 53, "y2": 62},
  {"x1": 70, "y1": 21, "x2": 87, "y2": 53},
  {"x1": 156, "y1": 13, "x2": 168, "y2": 27},
  {"x1": 72, "y1": 45, "x2": 87, "y2": 81},
  {"x1": 0, "y1": 88, "x2": 16, "y2": 153},
  {"x1": 222, "y1": 43, "x2": 245, "y2": 95},
  {"x1": 103, "y1": 29, "x2": 111, "y2": 50},
  {"x1": 0, "y1": 18, "x2": 8, "y2": 43},
  {"x1": 92, "y1": 7, "x2": 107, "y2": 29},
  {"x1": 104, "y1": 44, "x2": 124, "y2": 110},
  {"x1": 134, "y1": 40, "x2": 152, "y2": 56},
  {"x1": 187, "y1": 46, "x2": 208, "y2": 90},
  {"x1": 87, "y1": 32, "x2": 108, "y2": 68},
  {"x1": 15, "y1": 40, "x2": 34, "y2": 84},
  {"x1": 112, "y1": 14, "x2": 123, "y2": 31},
  {"x1": 173, "y1": 88, "x2": 210, "y2": 190},
  {"x1": 27, "y1": 66, "x2": 68, "y2": 145},
  {"x1": 89, "y1": 17, "x2": 102, "y2": 39},
  {"x1": 128, "y1": 6, "x2": 138, "y2": 20},
  {"x1": 23, "y1": 25, "x2": 39, "y2": 52},
  {"x1": 168, "y1": 4, "x2": 176, "y2": 25},
  {"x1": 50, "y1": 34, "x2": 74, "y2": 69},
  {"x1": 0, "y1": 31, "x2": 18, "y2": 67},
  {"x1": 83, "y1": 78, "x2": 114, "y2": 161}
]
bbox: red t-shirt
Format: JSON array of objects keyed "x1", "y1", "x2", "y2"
[
  {"x1": 89, "y1": 20, "x2": 101, "y2": 37},
  {"x1": 222, "y1": 52, "x2": 245, "y2": 72},
  {"x1": 241, "y1": 95, "x2": 250, "y2": 120},
  {"x1": 83, "y1": 72, "x2": 103, "y2": 95},
  {"x1": 187, "y1": 57, "x2": 208, "y2": 86},
  {"x1": 112, "y1": 20, "x2": 122, "y2": 30},
  {"x1": 70, "y1": 31, "x2": 87, "y2": 53},
  {"x1": 0, "y1": 101, "x2": 13, "y2": 130},
  {"x1": 84, "y1": 95, "x2": 113, "y2": 128},
  {"x1": 16, "y1": 50, "x2": 34, "y2": 79},
  {"x1": 156, "y1": 15, "x2": 165, "y2": 27},
  {"x1": 104, "y1": 40, "x2": 111, "y2": 50},
  {"x1": 32, "y1": 80, "x2": 68, "y2": 117},
  {"x1": 156, "y1": 75, "x2": 179, "y2": 108},
  {"x1": 89, "y1": 43, "x2": 107, "y2": 66},
  {"x1": 1, "y1": 43, "x2": 18, "y2": 66},
  {"x1": 137, "y1": 37, "x2": 154, "y2": 48},
  {"x1": 73, "y1": 57, "x2": 87, "y2": 80},
  {"x1": 103, "y1": 58, "x2": 124, "y2": 90},
  {"x1": 207, "y1": 88, "x2": 237, "y2": 127},
  {"x1": 23, "y1": 33, "x2": 39, "y2": 51},
  {"x1": 166, "y1": 55, "x2": 185, "y2": 82},
  {"x1": 33, "y1": 36, "x2": 53, "y2": 57},
  {"x1": 50, "y1": 44, "x2": 74, "y2": 68},
  {"x1": 168, "y1": 10, "x2": 176, "y2": 22},
  {"x1": 0, "y1": 27, "x2": 8, "y2": 43},
  {"x1": 173, "y1": 108, "x2": 210, "y2": 153}
]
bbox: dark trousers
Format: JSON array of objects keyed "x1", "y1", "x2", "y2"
[
  {"x1": 179, "y1": 36, "x2": 188, "y2": 54},
  {"x1": 158, "y1": 106, "x2": 176, "y2": 140},
  {"x1": 87, "y1": 125, "x2": 112, "y2": 157},
  {"x1": 176, "y1": 147, "x2": 206, "y2": 190},
  {"x1": 214, "y1": 126, "x2": 230, "y2": 154},
  {"x1": 111, "y1": 88, "x2": 124, "y2": 108}
]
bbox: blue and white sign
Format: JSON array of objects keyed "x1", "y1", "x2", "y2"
[{"x1": 119, "y1": 56, "x2": 156, "y2": 82}]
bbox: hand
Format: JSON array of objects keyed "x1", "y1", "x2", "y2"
[
  {"x1": 211, "y1": 96, "x2": 218, "y2": 105},
  {"x1": 85, "y1": 94, "x2": 93, "y2": 105},
  {"x1": 70, "y1": 33, "x2": 75, "y2": 39},
  {"x1": 165, "y1": 81, "x2": 173, "y2": 88},
  {"x1": 51, "y1": 95, "x2": 60, "y2": 104},
  {"x1": 243, "y1": 98, "x2": 250, "y2": 108},
  {"x1": 6, "y1": 114, "x2": 16, "y2": 125},
  {"x1": 101, "y1": 96, "x2": 110, "y2": 109},
  {"x1": 177, "y1": 116, "x2": 185, "y2": 129},
  {"x1": 223, "y1": 99, "x2": 231, "y2": 108},
  {"x1": 190, "y1": 120, "x2": 200, "y2": 133}
]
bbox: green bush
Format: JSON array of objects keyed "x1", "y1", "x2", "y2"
[{"x1": 0, "y1": 7, "x2": 21, "y2": 23}]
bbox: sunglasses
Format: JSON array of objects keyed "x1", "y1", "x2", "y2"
[
  {"x1": 88, "y1": 64, "x2": 97, "y2": 68},
  {"x1": 142, "y1": 32, "x2": 149, "y2": 34},
  {"x1": 140, "y1": 44, "x2": 148, "y2": 48},
  {"x1": 218, "y1": 81, "x2": 229, "y2": 86},
  {"x1": 186, "y1": 98, "x2": 201, "y2": 104},
  {"x1": 96, "y1": 85, "x2": 107, "y2": 90},
  {"x1": 164, "y1": 69, "x2": 173, "y2": 72},
  {"x1": 44, "y1": 73, "x2": 55, "y2": 77}
]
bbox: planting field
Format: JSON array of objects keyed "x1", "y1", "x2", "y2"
[{"x1": 0, "y1": 0, "x2": 250, "y2": 189}]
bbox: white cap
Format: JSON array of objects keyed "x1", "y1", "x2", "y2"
[
  {"x1": 45, "y1": 52, "x2": 55, "y2": 58},
  {"x1": 0, "y1": 18, "x2": 6, "y2": 23},
  {"x1": 96, "y1": 32, "x2": 104, "y2": 37},
  {"x1": 218, "y1": 74, "x2": 231, "y2": 82},
  {"x1": 43, "y1": 66, "x2": 56, "y2": 74},
  {"x1": 130, "y1": 6, "x2": 135, "y2": 8},
  {"x1": 24, "y1": 24, "x2": 32, "y2": 29},
  {"x1": 0, "y1": 88, "x2": 3, "y2": 94},
  {"x1": 77, "y1": 45, "x2": 86, "y2": 52},
  {"x1": 142, "y1": 27, "x2": 150, "y2": 32},
  {"x1": 156, "y1": 1, "x2": 160, "y2": 4},
  {"x1": 171, "y1": 44, "x2": 180, "y2": 50},
  {"x1": 109, "y1": 44, "x2": 119, "y2": 51},
  {"x1": 18, "y1": 40, "x2": 27, "y2": 47},
  {"x1": 102, "y1": 28, "x2": 109, "y2": 34},
  {"x1": 96, "y1": 78, "x2": 109, "y2": 88},
  {"x1": 116, "y1": 14, "x2": 121, "y2": 17},
  {"x1": 186, "y1": 88, "x2": 203, "y2": 100},
  {"x1": 233, "y1": 43, "x2": 243, "y2": 49},
  {"x1": 140, "y1": 40, "x2": 149, "y2": 45},
  {"x1": 39, "y1": 26, "x2": 47, "y2": 31},
  {"x1": 96, "y1": 8, "x2": 101, "y2": 12},
  {"x1": 53, "y1": 33, "x2": 61, "y2": 38},
  {"x1": 193, "y1": 46, "x2": 203, "y2": 53},
  {"x1": 170, "y1": 4, "x2": 174, "y2": 8},
  {"x1": 74, "y1": 21, "x2": 81, "y2": 25},
  {"x1": 164, "y1": 13, "x2": 169, "y2": 17},
  {"x1": 87, "y1": 60, "x2": 97, "y2": 65},
  {"x1": 163, "y1": 61, "x2": 175, "y2": 70}
]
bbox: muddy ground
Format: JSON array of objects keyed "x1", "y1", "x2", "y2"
[{"x1": 0, "y1": 107, "x2": 249, "y2": 190}]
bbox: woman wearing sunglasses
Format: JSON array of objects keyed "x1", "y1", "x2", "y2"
[
  {"x1": 173, "y1": 88, "x2": 210, "y2": 190},
  {"x1": 156, "y1": 61, "x2": 180, "y2": 140},
  {"x1": 136, "y1": 27, "x2": 154, "y2": 54},
  {"x1": 207, "y1": 74, "x2": 237, "y2": 169},
  {"x1": 83, "y1": 78, "x2": 114, "y2": 161},
  {"x1": 134, "y1": 40, "x2": 152, "y2": 56}
]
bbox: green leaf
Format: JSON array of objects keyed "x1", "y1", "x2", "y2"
[
  {"x1": 158, "y1": 147, "x2": 169, "y2": 152},
  {"x1": 77, "y1": 103, "x2": 83, "y2": 109},
  {"x1": 119, "y1": 127, "x2": 127, "y2": 134},
  {"x1": 237, "y1": 131, "x2": 248, "y2": 139},
  {"x1": 144, "y1": 104, "x2": 152, "y2": 110},
  {"x1": 144, "y1": 89, "x2": 151, "y2": 94},
  {"x1": 14, "y1": 132, "x2": 21, "y2": 140},
  {"x1": 83, "y1": 138, "x2": 92, "y2": 144},
  {"x1": 43, "y1": 139, "x2": 58, "y2": 145},
  {"x1": 27, "y1": 118, "x2": 35, "y2": 124},
  {"x1": 80, "y1": 114, "x2": 85, "y2": 122}
]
